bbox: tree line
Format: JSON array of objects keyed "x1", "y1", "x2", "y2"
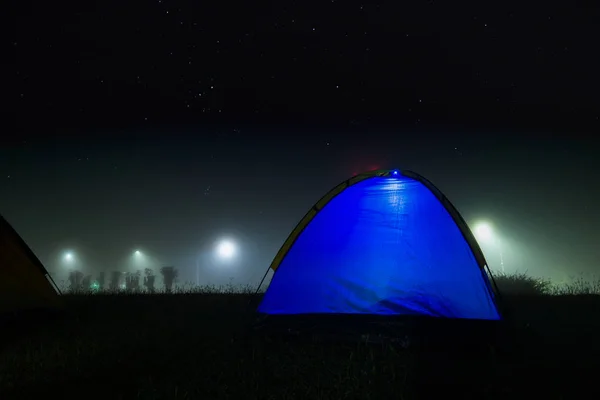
[{"x1": 67, "y1": 266, "x2": 179, "y2": 293}]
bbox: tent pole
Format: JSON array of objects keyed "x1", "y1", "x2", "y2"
[
  {"x1": 47, "y1": 274, "x2": 63, "y2": 295},
  {"x1": 245, "y1": 266, "x2": 272, "y2": 313},
  {"x1": 253, "y1": 266, "x2": 272, "y2": 297}
]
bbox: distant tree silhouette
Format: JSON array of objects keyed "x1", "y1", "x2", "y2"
[
  {"x1": 134, "y1": 270, "x2": 141, "y2": 290},
  {"x1": 124, "y1": 273, "x2": 132, "y2": 291},
  {"x1": 68, "y1": 270, "x2": 84, "y2": 291},
  {"x1": 97, "y1": 271, "x2": 105, "y2": 290},
  {"x1": 125, "y1": 270, "x2": 142, "y2": 291},
  {"x1": 109, "y1": 271, "x2": 122, "y2": 291},
  {"x1": 143, "y1": 268, "x2": 156, "y2": 293},
  {"x1": 82, "y1": 274, "x2": 92, "y2": 290},
  {"x1": 160, "y1": 266, "x2": 178, "y2": 293}
]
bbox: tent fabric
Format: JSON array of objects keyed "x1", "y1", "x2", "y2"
[
  {"x1": 258, "y1": 172, "x2": 500, "y2": 320},
  {"x1": 0, "y1": 215, "x2": 62, "y2": 314}
]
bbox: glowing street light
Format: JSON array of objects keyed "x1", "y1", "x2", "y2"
[
  {"x1": 196, "y1": 239, "x2": 238, "y2": 286},
  {"x1": 196, "y1": 238, "x2": 238, "y2": 286},
  {"x1": 131, "y1": 249, "x2": 147, "y2": 270},
  {"x1": 216, "y1": 239, "x2": 236, "y2": 259},
  {"x1": 473, "y1": 221, "x2": 504, "y2": 273},
  {"x1": 63, "y1": 251, "x2": 75, "y2": 264},
  {"x1": 474, "y1": 223, "x2": 493, "y2": 242}
]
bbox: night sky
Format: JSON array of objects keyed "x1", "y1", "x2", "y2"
[{"x1": 5, "y1": 0, "x2": 600, "y2": 285}]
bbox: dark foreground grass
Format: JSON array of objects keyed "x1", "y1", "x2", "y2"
[{"x1": 2, "y1": 293, "x2": 600, "y2": 400}]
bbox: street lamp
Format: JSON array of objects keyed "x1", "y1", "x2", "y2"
[
  {"x1": 473, "y1": 221, "x2": 504, "y2": 273},
  {"x1": 196, "y1": 239, "x2": 238, "y2": 286},
  {"x1": 131, "y1": 249, "x2": 147, "y2": 272},
  {"x1": 474, "y1": 223, "x2": 493, "y2": 242},
  {"x1": 63, "y1": 251, "x2": 76, "y2": 271},
  {"x1": 216, "y1": 240, "x2": 236, "y2": 259}
]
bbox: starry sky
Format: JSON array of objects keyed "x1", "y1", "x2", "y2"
[{"x1": 5, "y1": 0, "x2": 600, "y2": 285}]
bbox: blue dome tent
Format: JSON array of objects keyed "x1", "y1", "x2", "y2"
[{"x1": 257, "y1": 169, "x2": 501, "y2": 322}]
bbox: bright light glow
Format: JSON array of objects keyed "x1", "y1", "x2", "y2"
[
  {"x1": 392, "y1": 170, "x2": 399, "y2": 176},
  {"x1": 216, "y1": 240, "x2": 236, "y2": 259},
  {"x1": 473, "y1": 222, "x2": 493, "y2": 242},
  {"x1": 472, "y1": 221, "x2": 505, "y2": 273},
  {"x1": 64, "y1": 252, "x2": 73, "y2": 262},
  {"x1": 135, "y1": 250, "x2": 141, "y2": 255}
]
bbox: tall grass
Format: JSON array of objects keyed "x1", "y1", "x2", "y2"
[
  {"x1": 59, "y1": 280, "x2": 262, "y2": 296},
  {"x1": 551, "y1": 273, "x2": 600, "y2": 295},
  {"x1": 492, "y1": 272, "x2": 600, "y2": 296},
  {"x1": 59, "y1": 273, "x2": 600, "y2": 296},
  {"x1": 5, "y1": 274, "x2": 600, "y2": 399}
]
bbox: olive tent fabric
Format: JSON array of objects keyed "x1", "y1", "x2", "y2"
[
  {"x1": 0, "y1": 215, "x2": 61, "y2": 314},
  {"x1": 258, "y1": 171, "x2": 500, "y2": 320}
]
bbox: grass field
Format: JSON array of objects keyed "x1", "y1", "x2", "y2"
[{"x1": 2, "y1": 276, "x2": 600, "y2": 399}]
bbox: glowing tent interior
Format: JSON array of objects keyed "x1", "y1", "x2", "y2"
[
  {"x1": 258, "y1": 169, "x2": 501, "y2": 321},
  {"x1": 0, "y1": 214, "x2": 62, "y2": 315}
]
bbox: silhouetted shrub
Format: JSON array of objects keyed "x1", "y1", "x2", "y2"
[
  {"x1": 160, "y1": 266, "x2": 178, "y2": 293},
  {"x1": 68, "y1": 270, "x2": 84, "y2": 291},
  {"x1": 125, "y1": 270, "x2": 141, "y2": 292},
  {"x1": 552, "y1": 274, "x2": 600, "y2": 295},
  {"x1": 144, "y1": 268, "x2": 156, "y2": 293},
  {"x1": 109, "y1": 271, "x2": 122, "y2": 291},
  {"x1": 82, "y1": 274, "x2": 92, "y2": 290},
  {"x1": 493, "y1": 272, "x2": 551, "y2": 295},
  {"x1": 97, "y1": 271, "x2": 105, "y2": 290}
]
